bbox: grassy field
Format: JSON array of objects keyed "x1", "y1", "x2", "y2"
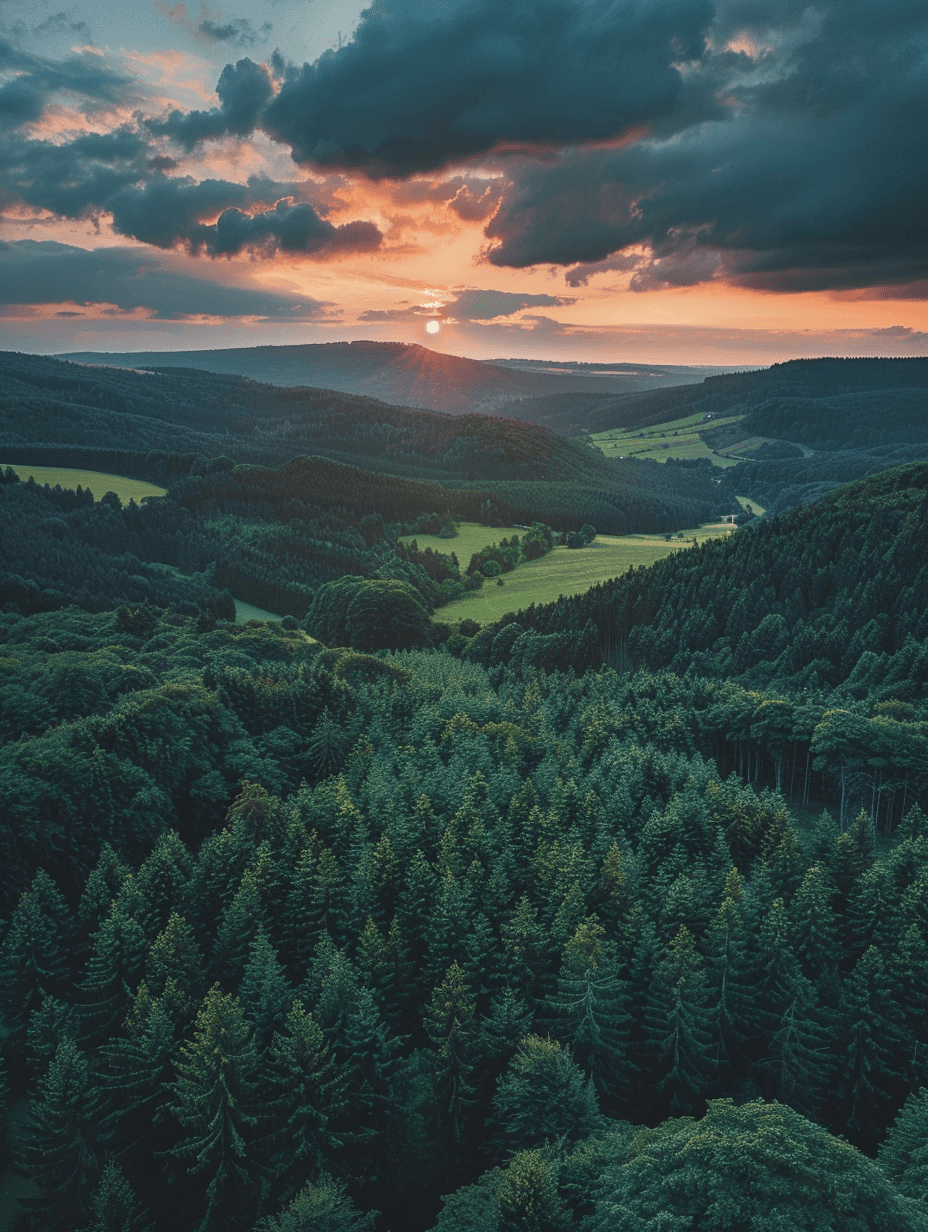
[
  {"x1": 398, "y1": 522, "x2": 515, "y2": 562},
  {"x1": 234, "y1": 598, "x2": 284, "y2": 623},
  {"x1": 590, "y1": 413, "x2": 746, "y2": 467},
  {"x1": 432, "y1": 522, "x2": 735, "y2": 626},
  {"x1": 0, "y1": 463, "x2": 166, "y2": 503}
]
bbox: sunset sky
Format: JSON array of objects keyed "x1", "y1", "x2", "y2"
[{"x1": 1, "y1": 0, "x2": 926, "y2": 364}]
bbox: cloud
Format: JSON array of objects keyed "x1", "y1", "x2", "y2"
[
  {"x1": 565, "y1": 253, "x2": 643, "y2": 287},
  {"x1": 0, "y1": 239, "x2": 327, "y2": 319},
  {"x1": 0, "y1": 47, "x2": 383, "y2": 262},
  {"x1": 31, "y1": 11, "x2": 92, "y2": 41},
  {"x1": 0, "y1": 39, "x2": 134, "y2": 133},
  {"x1": 446, "y1": 289, "x2": 574, "y2": 320},
  {"x1": 148, "y1": 57, "x2": 275, "y2": 149},
  {"x1": 199, "y1": 18, "x2": 273, "y2": 48},
  {"x1": 484, "y1": 0, "x2": 928, "y2": 291},
  {"x1": 262, "y1": 0, "x2": 716, "y2": 177},
  {"x1": 359, "y1": 287, "x2": 574, "y2": 324}
]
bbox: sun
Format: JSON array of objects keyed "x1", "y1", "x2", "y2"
[{"x1": 425, "y1": 320, "x2": 440, "y2": 335}]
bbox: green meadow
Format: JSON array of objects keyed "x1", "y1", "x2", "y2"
[
  {"x1": 0, "y1": 463, "x2": 166, "y2": 503},
  {"x1": 591, "y1": 412, "x2": 745, "y2": 466},
  {"x1": 423, "y1": 521, "x2": 735, "y2": 626}
]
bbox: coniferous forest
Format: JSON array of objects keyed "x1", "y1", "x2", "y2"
[{"x1": 2, "y1": 356, "x2": 928, "y2": 1231}]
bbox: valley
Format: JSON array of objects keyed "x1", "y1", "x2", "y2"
[{"x1": 2, "y1": 346, "x2": 928, "y2": 1232}]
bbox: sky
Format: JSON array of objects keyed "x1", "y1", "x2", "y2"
[{"x1": 1, "y1": 0, "x2": 927, "y2": 365}]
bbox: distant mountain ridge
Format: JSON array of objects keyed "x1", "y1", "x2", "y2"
[{"x1": 58, "y1": 341, "x2": 730, "y2": 424}]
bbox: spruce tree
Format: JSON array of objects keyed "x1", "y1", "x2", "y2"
[
  {"x1": 497, "y1": 1149, "x2": 571, "y2": 1232},
  {"x1": 83, "y1": 1159, "x2": 153, "y2": 1232},
  {"x1": 0, "y1": 868, "x2": 75, "y2": 1043},
  {"x1": 643, "y1": 925, "x2": 717, "y2": 1117},
  {"x1": 262, "y1": 1001, "x2": 348, "y2": 1200},
  {"x1": 839, "y1": 945, "x2": 908, "y2": 1141},
  {"x1": 168, "y1": 986, "x2": 262, "y2": 1232},
  {"x1": 424, "y1": 961, "x2": 478, "y2": 1160},
  {"x1": 238, "y1": 930, "x2": 293, "y2": 1048},
  {"x1": 98, "y1": 982, "x2": 180, "y2": 1155},
  {"x1": 17, "y1": 1037, "x2": 103, "y2": 1231},
  {"x1": 81, "y1": 901, "x2": 148, "y2": 1041},
  {"x1": 254, "y1": 1177, "x2": 376, "y2": 1232},
  {"x1": 145, "y1": 911, "x2": 205, "y2": 1022},
  {"x1": 546, "y1": 918, "x2": 631, "y2": 1107},
  {"x1": 880, "y1": 1087, "x2": 928, "y2": 1202}
]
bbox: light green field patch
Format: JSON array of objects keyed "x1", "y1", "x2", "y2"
[
  {"x1": 735, "y1": 495, "x2": 766, "y2": 516},
  {"x1": 717, "y1": 436, "x2": 779, "y2": 458},
  {"x1": 398, "y1": 521, "x2": 514, "y2": 563},
  {"x1": 434, "y1": 523, "x2": 734, "y2": 626},
  {"x1": 592, "y1": 411, "x2": 745, "y2": 441},
  {"x1": 590, "y1": 413, "x2": 745, "y2": 467},
  {"x1": 0, "y1": 463, "x2": 166, "y2": 503},
  {"x1": 234, "y1": 598, "x2": 284, "y2": 623}
]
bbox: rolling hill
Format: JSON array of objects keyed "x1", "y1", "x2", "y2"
[{"x1": 58, "y1": 341, "x2": 730, "y2": 422}]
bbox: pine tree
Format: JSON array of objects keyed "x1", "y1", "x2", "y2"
[
  {"x1": 546, "y1": 918, "x2": 631, "y2": 1107},
  {"x1": 425, "y1": 961, "x2": 478, "y2": 1162},
  {"x1": 168, "y1": 986, "x2": 262, "y2": 1232},
  {"x1": 16, "y1": 1037, "x2": 103, "y2": 1231},
  {"x1": 839, "y1": 945, "x2": 909, "y2": 1141},
  {"x1": 84, "y1": 1159, "x2": 153, "y2": 1232},
  {"x1": 262, "y1": 1001, "x2": 348, "y2": 1200},
  {"x1": 643, "y1": 925, "x2": 717, "y2": 1117},
  {"x1": 0, "y1": 869, "x2": 76, "y2": 1042},
  {"x1": 879, "y1": 1087, "x2": 928, "y2": 1202},
  {"x1": 81, "y1": 900, "x2": 148, "y2": 1041},
  {"x1": 238, "y1": 930, "x2": 293, "y2": 1048}
]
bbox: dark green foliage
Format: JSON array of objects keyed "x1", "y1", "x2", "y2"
[
  {"x1": 83, "y1": 1159, "x2": 153, "y2": 1232},
  {"x1": 490, "y1": 1036, "x2": 601, "y2": 1157},
  {"x1": 16, "y1": 1037, "x2": 104, "y2": 1230},
  {"x1": 880, "y1": 1089, "x2": 928, "y2": 1203},
  {"x1": 582, "y1": 1099, "x2": 928, "y2": 1232},
  {"x1": 168, "y1": 986, "x2": 262, "y2": 1232},
  {"x1": 253, "y1": 1177, "x2": 376, "y2": 1232}
]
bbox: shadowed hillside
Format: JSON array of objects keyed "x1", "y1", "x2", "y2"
[{"x1": 59, "y1": 341, "x2": 732, "y2": 421}]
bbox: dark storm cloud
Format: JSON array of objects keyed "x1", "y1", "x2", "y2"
[
  {"x1": 262, "y1": 0, "x2": 717, "y2": 177},
  {"x1": 0, "y1": 240, "x2": 327, "y2": 318},
  {"x1": 0, "y1": 76, "x2": 383, "y2": 260},
  {"x1": 0, "y1": 40, "x2": 134, "y2": 132},
  {"x1": 148, "y1": 58, "x2": 275, "y2": 149},
  {"x1": 198, "y1": 199, "x2": 381, "y2": 257},
  {"x1": 484, "y1": 0, "x2": 928, "y2": 291}
]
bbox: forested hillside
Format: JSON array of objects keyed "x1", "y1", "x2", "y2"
[
  {"x1": 469, "y1": 462, "x2": 928, "y2": 829},
  {"x1": 3, "y1": 355, "x2": 928, "y2": 1231},
  {"x1": 0, "y1": 351, "x2": 732, "y2": 535},
  {"x1": 3, "y1": 604, "x2": 928, "y2": 1231}
]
